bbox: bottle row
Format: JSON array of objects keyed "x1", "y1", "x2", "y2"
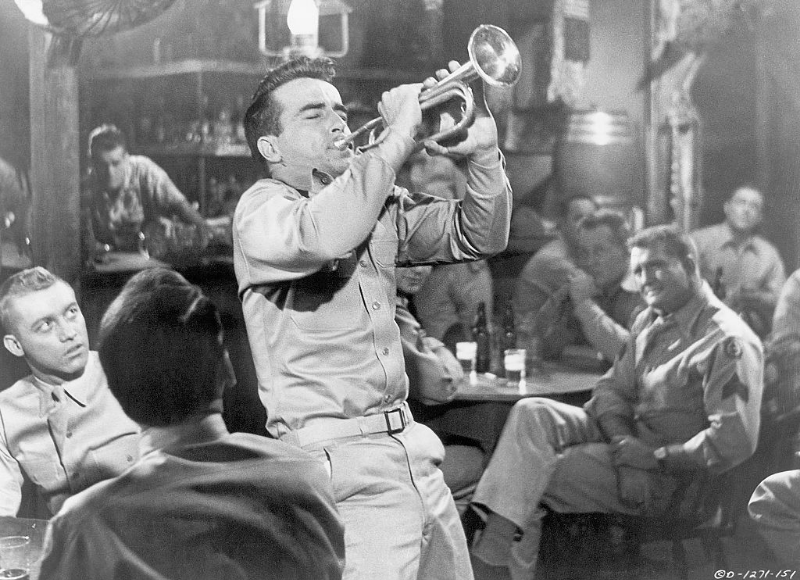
[
  {"x1": 133, "y1": 94, "x2": 249, "y2": 148},
  {"x1": 456, "y1": 300, "x2": 543, "y2": 380}
]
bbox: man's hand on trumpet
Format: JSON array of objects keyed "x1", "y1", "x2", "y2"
[
  {"x1": 377, "y1": 83, "x2": 424, "y2": 144},
  {"x1": 421, "y1": 60, "x2": 499, "y2": 162}
]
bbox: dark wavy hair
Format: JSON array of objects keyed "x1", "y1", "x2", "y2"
[
  {"x1": 98, "y1": 268, "x2": 224, "y2": 426},
  {"x1": 628, "y1": 224, "x2": 697, "y2": 274},
  {"x1": 578, "y1": 209, "x2": 630, "y2": 250},
  {"x1": 244, "y1": 57, "x2": 336, "y2": 173}
]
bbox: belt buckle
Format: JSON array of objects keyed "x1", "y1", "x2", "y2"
[{"x1": 384, "y1": 408, "x2": 406, "y2": 435}]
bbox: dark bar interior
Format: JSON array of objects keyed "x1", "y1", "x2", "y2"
[{"x1": 2, "y1": 0, "x2": 800, "y2": 578}]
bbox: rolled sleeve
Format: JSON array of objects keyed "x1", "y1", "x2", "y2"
[{"x1": 140, "y1": 157, "x2": 188, "y2": 211}]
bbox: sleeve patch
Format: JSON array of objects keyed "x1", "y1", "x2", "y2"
[
  {"x1": 721, "y1": 373, "x2": 749, "y2": 403},
  {"x1": 723, "y1": 337, "x2": 743, "y2": 359}
]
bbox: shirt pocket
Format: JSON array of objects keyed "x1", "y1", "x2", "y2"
[
  {"x1": 289, "y1": 273, "x2": 363, "y2": 331},
  {"x1": 20, "y1": 456, "x2": 63, "y2": 489},
  {"x1": 86, "y1": 433, "x2": 139, "y2": 483},
  {"x1": 370, "y1": 239, "x2": 397, "y2": 268}
]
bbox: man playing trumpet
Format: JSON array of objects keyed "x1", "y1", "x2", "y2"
[{"x1": 233, "y1": 50, "x2": 513, "y2": 580}]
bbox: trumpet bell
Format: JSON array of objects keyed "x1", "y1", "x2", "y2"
[
  {"x1": 333, "y1": 24, "x2": 521, "y2": 152},
  {"x1": 468, "y1": 24, "x2": 522, "y2": 88}
]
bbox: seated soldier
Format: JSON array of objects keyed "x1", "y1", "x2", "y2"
[
  {"x1": 38, "y1": 268, "x2": 345, "y2": 580},
  {"x1": 0, "y1": 267, "x2": 140, "y2": 517},
  {"x1": 395, "y1": 265, "x2": 485, "y2": 505},
  {"x1": 525, "y1": 209, "x2": 643, "y2": 363},
  {"x1": 691, "y1": 185, "x2": 786, "y2": 338},
  {"x1": 513, "y1": 195, "x2": 597, "y2": 358},
  {"x1": 466, "y1": 225, "x2": 763, "y2": 579},
  {"x1": 84, "y1": 124, "x2": 209, "y2": 254}
]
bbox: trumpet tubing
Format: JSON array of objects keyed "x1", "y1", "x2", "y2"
[{"x1": 335, "y1": 24, "x2": 521, "y2": 151}]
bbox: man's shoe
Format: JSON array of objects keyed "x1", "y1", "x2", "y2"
[
  {"x1": 461, "y1": 505, "x2": 486, "y2": 548},
  {"x1": 470, "y1": 512, "x2": 518, "y2": 568}
]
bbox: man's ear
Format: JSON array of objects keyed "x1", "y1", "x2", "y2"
[
  {"x1": 3, "y1": 334, "x2": 24, "y2": 358},
  {"x1": 256, "y1": 136, "x2": 281, "y2": 164}
]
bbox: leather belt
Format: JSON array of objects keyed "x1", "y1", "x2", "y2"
[{"x1": 281, "y1": 402, "x2": 412, "y2": 448}]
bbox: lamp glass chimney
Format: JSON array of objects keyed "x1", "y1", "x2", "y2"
[{"x1": 286, "y1": 0, "x2": 319, "y2": 36}]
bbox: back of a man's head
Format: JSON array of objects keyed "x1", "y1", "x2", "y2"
[
  {"x1": 98, "y1": 268, "x2": 224, "y2": 427},
  {"x1": 0, "y1": 266, "x2": 60, "y2": 334}
]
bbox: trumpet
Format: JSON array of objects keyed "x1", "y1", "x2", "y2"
[{"x1": 334, "y1": 24, "x2": 521, "y2": 151}]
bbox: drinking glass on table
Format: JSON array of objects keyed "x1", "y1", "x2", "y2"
[
  {"x1": 456, "y1": 341, "x2": 477, "y2": 374},
  {"x1": 0, "y1": 536, "x2": 31, "y2": 579},
  {"x1": 504, "y1": 348, "x2": 526, "y2": 385}
]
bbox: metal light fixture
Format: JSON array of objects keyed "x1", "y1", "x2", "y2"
[{"x1": 254, "y1": 0, "x2": 351, "y2": 59}]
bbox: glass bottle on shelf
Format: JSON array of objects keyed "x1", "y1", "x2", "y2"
[
  {"x1": 200, "y1": 93, "x2": 214, "y2": 144},
  {"x1": 214, "y1": 105, "x2": 234, "y2": 145},
  {"x1": 153, "y1": 95, "x2": 168, "y2": 144},
  {"x1": 232, "y1": 95, "x2": 248, "y2": 144},
  {"x1": 137, "y1": 114, "x2": 153, "y2": 145},
  {"x1": 472, "y1": 302, "x2": 491, "y2": 374}
]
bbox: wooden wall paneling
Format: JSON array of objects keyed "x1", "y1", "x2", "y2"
[{"x1": 28, "y1": 28, "x2": 81, "y2": 285}]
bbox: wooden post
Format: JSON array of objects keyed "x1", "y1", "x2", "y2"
[{"x1": 28, "y1": 27, "x2": 81, "y2": 286}]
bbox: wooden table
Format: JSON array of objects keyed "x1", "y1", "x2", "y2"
[
  {"x1": 412, "y1": 361, "x2": 605, "y2": 460},
  {"x1": 455, "y1": 364, "x2": 601, "y2": 402}
]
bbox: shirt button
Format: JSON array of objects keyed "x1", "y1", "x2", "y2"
[
  {"x1": 360, "y1": 260, "x2": 368, "y2": 268},
  {"x1": 126, "y1": 455, "x2": 134, "y2": 462},
  {"x1": 384, "y1": 394, "x2": 391, "y2": 403},
  {"x1": 66, "y1": 431, "x2": 72, "y2": 438},
  {"x1": 382, "y1": 347, "x2": 389, "y2": 356},
  {"x1": 372, "y1": 301, "x2": 381, "y2": 310}
]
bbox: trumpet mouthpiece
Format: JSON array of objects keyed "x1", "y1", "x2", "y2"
[{"x1": 332, "y1": 136, "x2": 351, "y2": 151}]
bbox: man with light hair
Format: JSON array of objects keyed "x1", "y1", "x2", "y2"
[{"x1": 0, "y1": 266, "x2": 139, "y2": 516}]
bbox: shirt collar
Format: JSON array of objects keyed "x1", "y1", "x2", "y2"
[
  {"x1": 30, "y1": 356, "x2": 94, "y2": 415},
  {"x1": 139, "y1": 412, "x2": 229, "y2": 456},
  {"x1": 719, "y1": 222, "x2": 758, "y2": 253},
  {"x1": 646, "y1": 281, "x2": 715, "y2": 335},
  {"x1": 283, "y1": 168, "x2": 336, "y2": 199}
]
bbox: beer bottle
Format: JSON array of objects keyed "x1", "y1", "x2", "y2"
[
  {"x1": 472, "y1": 302, "x2": 491, "y2": 374},
  {"x1": 502, "y1": 298, "x2": 517, "y2": 351}
]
